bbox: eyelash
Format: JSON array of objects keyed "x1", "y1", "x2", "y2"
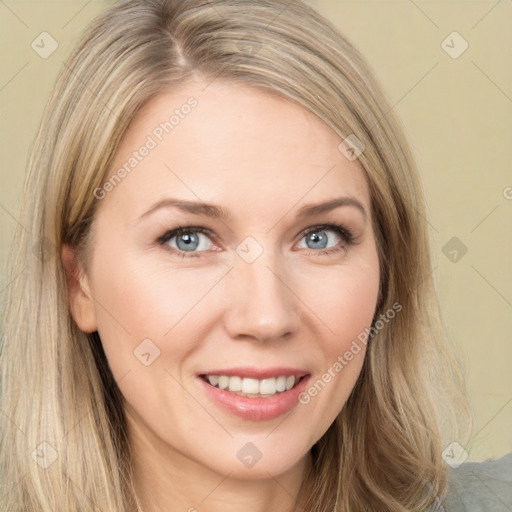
[{"x1": 157, "y1": 223, "x2": 355, "y2": 259}]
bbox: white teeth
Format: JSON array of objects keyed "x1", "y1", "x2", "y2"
[
  {"x1": 276, "y1": 376, "x2": 287, "y2": 392},
  {"x1": 218, "y1": 375, "x2": 229, "y2": 390},
  {"x1": 259, "y1": 378, "x2": 276, "y2": 395},
  {"x1": 208, "y1": 375, "x2": 219, "y2": 386},
  {"x1": 241, "y1": 378, "x2": 260, "y2": 394},
  {"x1": 204, "y1": 374, "x2": 299, "y2": 396},
  {"x1": 228, "y1": 376, "x2": 242, "y2": 392}
]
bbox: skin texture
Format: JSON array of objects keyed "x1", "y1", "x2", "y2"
[{"x1": 64, "y1": 77, "x2": 381, "y2": 512}]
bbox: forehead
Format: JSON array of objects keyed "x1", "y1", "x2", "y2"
[{"x1": 99, "y1": 78, "x2": 371, "y2": 222}]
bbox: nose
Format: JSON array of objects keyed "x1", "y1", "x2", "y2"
[{"x1": 222, "y1": 248, "x2": 300, "y2": 343}]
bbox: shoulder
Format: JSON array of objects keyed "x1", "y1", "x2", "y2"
[{"x1": 440, "y1": 452, "x2": 512, "y2": 512}]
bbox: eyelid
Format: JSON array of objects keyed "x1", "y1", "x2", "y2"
[
  {"x1": 298, "y1": 223, "x2": 354, "y2": 244},
  {"x1": 157, "y1": 225, "x2": 216, "y2": 244},
  {"x1": 157, "y1": 223, "x2": 356, "y2": 258}
]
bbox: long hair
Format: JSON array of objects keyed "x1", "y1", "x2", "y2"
[{"x1": 0, "y1": 0, "x2": 470, "y2": 510}]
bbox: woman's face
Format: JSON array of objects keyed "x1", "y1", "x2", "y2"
[{"x1": 68, "y1": 78, "x2": 380, "y2": 482}]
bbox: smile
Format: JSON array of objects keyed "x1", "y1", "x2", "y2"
[
  {"x1": 201, "y1": 374, "x2": 306, "y2": 397},
  {"x1": 197, "y1": 368, "x2": 311, "y2": 421}
]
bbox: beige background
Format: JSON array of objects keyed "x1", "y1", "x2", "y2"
[{"x1": 1, "y1": 1, "x2": 511, "y2": 461}]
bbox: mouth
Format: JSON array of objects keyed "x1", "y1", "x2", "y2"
[
  {"x1": 197, "y1": 368, "x2": 312, "y2": 421},
  {"x1": 199, "y1": 373, "x2": 309, "y2": 398}
]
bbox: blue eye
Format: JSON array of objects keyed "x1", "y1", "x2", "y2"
[
  {"x1": 297, "y1": 224, "x2": 354, "y2": 254},
  {"x1": 157, "y1": 226, "x2": 214, "y2": 258},
  {"x1": 157, "y1": 223, "x2": 354, "y2": 259}
]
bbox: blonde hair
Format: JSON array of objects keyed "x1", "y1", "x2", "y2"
[{"x1": 0, "y1": 0, "x2": 471, "y2": 510}]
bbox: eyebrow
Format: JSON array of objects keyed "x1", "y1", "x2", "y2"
[
  {"x1": 296, "y1": 197, "x2": 366, "y2": 220},
  {"x1": 138, "y1": 196, "x2": 367, "y2": 221}
]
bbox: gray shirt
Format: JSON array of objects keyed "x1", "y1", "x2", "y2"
[{"x1": 429, "y1": 452, "x2": 512, "y2": 511}]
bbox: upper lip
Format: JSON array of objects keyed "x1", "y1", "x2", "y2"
[{"x1": 199, "y1": 367, "x2": 310, "y2": 380}]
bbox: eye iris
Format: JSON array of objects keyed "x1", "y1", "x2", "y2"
[
  {"x1": 168, "y1": 228, "x2": 340, "y2": 253},
  {"x1": 176, "y1": 232, "x2": 199, "y2": 251},
  {"x1": 307, "y1": 230, "x2": 328, "y2": 250}
]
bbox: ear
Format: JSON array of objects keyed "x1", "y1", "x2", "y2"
[{"x1": 61, "y1": 244, "x2": 98, "y2": 333}]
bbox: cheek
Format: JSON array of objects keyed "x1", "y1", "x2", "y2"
[
  {"x1": 294, "y1": 248, "x2": 379, "y2": 429},
  {"x1": 86, "y1": 245, "x2": 228, "y2": 378},
  {"x1": 314, "y1": 267, "x2": 378, "y2": 377},
  {"x1": 300, "y1": 250, "x2": 380, "y2": 346}
]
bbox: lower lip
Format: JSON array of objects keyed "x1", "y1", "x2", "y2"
[{"x1": 197, "y1": 375, "x2": 311, "y2": 421}]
